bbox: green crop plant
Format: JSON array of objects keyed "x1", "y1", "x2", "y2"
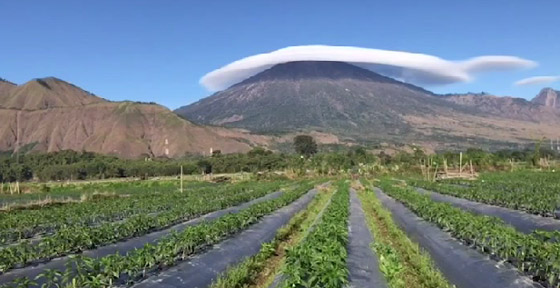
[
  {"x1": 409, "y1": 170, "x2": 560, "y2": 217},
  {"x1": 379, "y1": 179, "x2": 560, "y2": 288},
  {"x1": 280, "y1": 181, "x2": 350, "y2": 288},
  {"x1": 210, "y1": 181, "x2": 336, "y2": 288},
  {"x1": 0, "y1": 181, "x2": 317, "y2": 288},
  {"x1": 358, "y1": 178, "x2": 452, "y2": 288},
  {"x1": 0, "y1": 181, "x2": 287, "y2": 273}
]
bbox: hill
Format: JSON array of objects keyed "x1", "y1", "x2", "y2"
[
  {"x1": 0, "y1": 77, "x2": 266, "y2": 158},
  {"x1": 176, "y1": 61, "x2": 560, "y2": 150},
  {"x1": 440, "y1": 91, "x2": 560, "y2": 123}
]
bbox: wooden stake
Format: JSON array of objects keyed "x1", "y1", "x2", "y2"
[
  {"x1": 180, "y1": 165, "x2": 184, "y2": 193},
  {"x1": 425, "y1": 158, "x2": 429, "y2": 181},
  {"x1": 459, "y1": 152, "x2": 463, "y2": 177}
]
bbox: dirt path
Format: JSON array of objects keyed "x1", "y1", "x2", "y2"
[
  {"x1": 375, "y1": 188, "x2": 542, "y2": 288},
  {"x1": 416, "y1": 187, "x2": 560, "y2": 233},
  {"x1": 347, "y1": 188, "x2": 387, "y2": 288}
]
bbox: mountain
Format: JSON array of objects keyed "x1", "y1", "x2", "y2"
[
  {"x1": 0, "y1": 77, "x2": 266, "y2": 158},
  {"x1": 0, "y1": 77, "x2": 104, "y2": 110},
  {"x1": 440, "y1": 92, "x2": 560, "y2": 123},
  {"x1": 531, "y1": 88, "x2": 559, "y2": 109},
  {"x1": 177, "y1": 61, "x2": 560, "y2": 149},
  {"x1": 0, "y1": 78, "x2": 17, "y2": 98}
]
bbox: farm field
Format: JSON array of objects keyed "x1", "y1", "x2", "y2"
[
  {"x1": 0, "y1": 172, "x2": 559, "y2": 288},
  {"x1": 409, "y1": 171, "x2": 560, "y2": 218},
  {"x1": 0, "y1": 180, "x2": 208, "y2": 209}
]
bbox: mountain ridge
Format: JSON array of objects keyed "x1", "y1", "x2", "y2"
[
  {"x1": 0, "y1": 77, "x2": 267, "y2": 158},
  {"x1": 3, "y1": 62, "x2": 559, "y2": 158},
  {"x1": 177, "y1": 61, "x2": 560, "y2": 150},
  {"x1": 0, "y1": 77, "x2": 105, "y2": 110},
  {"x1": 531, "y1": 88, "x2": 559, "y2": 109}
]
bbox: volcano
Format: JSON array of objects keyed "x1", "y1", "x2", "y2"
[{"x1": 176, "y1": 61, "x2": 560, "y2": 149}]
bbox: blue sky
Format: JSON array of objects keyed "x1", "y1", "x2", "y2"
[{"x1": 1, "y1": 1, "x2": 558, "y2": 109}]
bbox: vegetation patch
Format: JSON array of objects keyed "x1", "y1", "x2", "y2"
[
  {"x1": 279, "y1": 181, "x2": 350, "y2": 288},
  {"x1": 0, "y1": 181, "x2": 316, "y2": 288},
  {"x1": 210, "y1": 182, "x2": 335, "y2": 288},
  {"x1": 409, "y1": 170, "x2": 560, "y2": 217},
  {"x1": 357, "y1": 179, "x2": 451, "y2": 288},
  {"x1": 0, "y1": 181, "x2": 286, "y2": 273},
  {"x1": 380, "y1": 179, "x2": 560, "y2": 288}
]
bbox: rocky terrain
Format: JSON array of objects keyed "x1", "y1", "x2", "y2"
[
  {"x1": 177, "y1": 61, "x2": 560, "y2": 150},
  {"x1": 0, "y1": 77, "x2": 266, "y2": 158}
]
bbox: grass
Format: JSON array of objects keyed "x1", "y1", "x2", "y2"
[
  {"x1": 356, "y1": 179, "x2": 453, "y2": 288},
  {"x1": 0, "y1": 191, "x2": 123, "y2": 212},
  {"x1": 210, "y1": 182, "x2": 335, "y2": 288}
]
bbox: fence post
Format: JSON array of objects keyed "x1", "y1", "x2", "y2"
[{"x1": 180, "y1": 165, "x2": 184, "y2": 193}]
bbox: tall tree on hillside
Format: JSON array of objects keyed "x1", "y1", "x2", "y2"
[{"x1": 293, "y1": 135, "x2": 318, "y2": 158}]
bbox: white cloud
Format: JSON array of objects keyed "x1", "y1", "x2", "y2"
[
  {"x1": 514, "y1": 75, "x2": 560, "y2": 86},
  {"x1": 200, "y1": 45, "x2": 537, "y2": 91}
]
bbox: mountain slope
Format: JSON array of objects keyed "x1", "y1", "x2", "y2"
[
  {"x1": 0, "y1": 79, "x2": 17, "y2": 101},
  {"x1": 178, "y1": 61, "x2": 451, "y2": 136},
  {"x1": 531, "y1": 88, "x2": 559, "y2": 109},
  {"x1": 0, "y1": 78, "x2": 264, "y2": 158},
  {"x1": 177, "y1": 61, "x2": 560, "y2": 149},
  {"x1": 1, "y1": 77, "x2": 105, "y2": 110},
  {"x1": 440, "y1": 92, "x2": 560, "y2": 123}
]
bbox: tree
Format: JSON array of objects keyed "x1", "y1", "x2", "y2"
[
  {"x1": 293, "y1": 135, "x2": 317, "y2": 157},
  {"x1": 532, "y1": 138, "x2": 543, "y2": 166},
  {"x1": 197, "y1": 159, "x2": 213, "y2": 174}
]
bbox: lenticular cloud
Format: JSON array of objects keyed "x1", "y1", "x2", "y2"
[
  {"x1": 200, "y1": 45, "x2": 536, "y2": 91},
  {"x1": 514, "y1": 76, "x2": 560, "y2": 86}
]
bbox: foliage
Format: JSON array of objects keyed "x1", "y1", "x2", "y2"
[
  {"x1": 281, "y1": 181, "x2": 349, "y2": 288},
  {"x1": 210, "y1": 181, "x2": 335, "y2": 288},
  {"x1": 0, "y1": 181, "x2": 205, "y2": 244},
  {"x1": 0, "y1": 181, "x2": 315, "y2": 288},
  {"x1": 2, "y1": 143, "x2": 554, "y2": 183},
  {"x1": 293, "y1": 135, "x2": 318, "y2": 158},
  {"x1": 409, "y1": 171, "x2": 560, "y2": 217},
  {"x1": 0, "y1": 181, "x2": 287, "y2": 273},
  {"x1": 0, "y1": 150, "x2": 291, "y2": 182},
  {"x1": 210, "y1": 188, "x2": 320, "y2": 288},
  {"x1": 357, "y1": 179, "x2": 452, "y2": 288},
  {"x1": 379, "y1": 180, "x2": 560, "y2": 288}
]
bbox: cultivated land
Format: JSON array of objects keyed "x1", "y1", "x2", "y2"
[{"x1": 0, "y1": 172, "x2": 559, "y2": 288}]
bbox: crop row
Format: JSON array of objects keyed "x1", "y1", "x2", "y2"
[
  {"x1": 0, "y1": 181, "x2": 316, "y2": 288},
  {"x1": 380, "y1": 180, "x2": 560, "y2": 288},
  {"x1": 0, "y1": 179, "x2": 188, "y2": 205},
  {"x1": 210, "y1": 182, "x2": 335, "y2": 288},
  {"x1": 358, "y1": 179, "x2": 451, "y2": 288},
  {"x1": 0, "y1": 181, "x2": 285, "y2": 273},
  {"x1": 408, "y1": 178, "x2": 560, "y2": 217},
  {"x1": 280, "y1": 181, "x2": 349, "y2": 288},
  {"x1": 0, "y1": 181, "x2": 220, "y2": 244}
]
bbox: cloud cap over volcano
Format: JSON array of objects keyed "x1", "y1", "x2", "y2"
[{"x1": 200, "y1": 45, "x2": 536, "y2": 91}]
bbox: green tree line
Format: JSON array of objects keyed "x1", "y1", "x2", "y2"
[{"x1": 1, "y1": 136, "x2": 557, "y2": 182}]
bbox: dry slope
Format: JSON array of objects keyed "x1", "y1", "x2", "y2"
[{"x1": 0, "y1": 77, "x2": 263, "y2": 158}]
